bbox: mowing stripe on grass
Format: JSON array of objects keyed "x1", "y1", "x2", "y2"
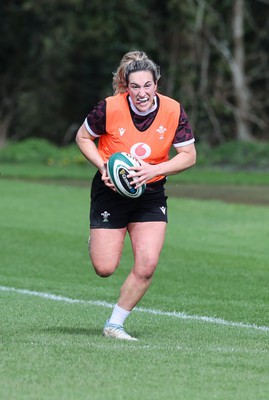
[{"x1": 1, "y1": 285, "x2": 269, "y2": 333}]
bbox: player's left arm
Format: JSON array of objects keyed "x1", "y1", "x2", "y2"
[
  {"x1": 156, "y1": 143, "x2": 197, "y2": 176},
  {"x1": 131, "y1": 143, "x2": 196, "y2": 186},
  {"x1": 130, "y1": 104, "x2": 196, "y2": 185}
]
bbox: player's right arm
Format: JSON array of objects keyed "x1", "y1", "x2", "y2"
[
  {"x1": 75, "y1": 124, "x2": 114, "y2": 188},
  {"x1": 76, "y1": 123, "x2": 105, "y2": 173}
]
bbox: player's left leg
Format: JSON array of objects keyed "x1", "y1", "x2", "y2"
[
  {"x1": 118, "y1": 221, "x2": 167, "y2": 311},
  {"x1": 103, "y1": 221, "x2": 166, "y2": 340}
]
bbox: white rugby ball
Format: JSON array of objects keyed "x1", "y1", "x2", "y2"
[{"x1": 107, "y1": 152, "x2": 146, "y2": 198}]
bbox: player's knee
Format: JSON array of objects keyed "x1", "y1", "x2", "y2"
[
  {"x1": 142, "y1": 267, "x2": 156, "y2": 281},
  {"x1": 134, "y1": 259, "x2": 158, "y2": 281},
  {"x1": 89, "y1": 248, "x2": 120, "y2": 277},
  {"x1": 92, "y1": 260, "x2": 119, "y2": 278},
  {"x1": 134, "y1": 270, "x2": 154, "y2": 283},
  {"x1": 146, "y1": 257, "x2": 159, "y2": 276}
]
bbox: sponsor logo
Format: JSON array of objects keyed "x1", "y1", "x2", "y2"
[
  {"x1": 119, "y1": 168, "x2": 136, "y2": 193},
  {"x1": 119, "y1": 128, "x2": 126, "y2": 136},
  {"x1": 130, "y1": 143, "x2": 151, "y2": 159}
]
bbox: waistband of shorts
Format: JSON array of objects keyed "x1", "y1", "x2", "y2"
[
  {"x1": 95, "y1": 170, "x2": 166, "y2": 191},
  {"x1": 145, "y1": 177, "x2": 166, "y2": 191}
]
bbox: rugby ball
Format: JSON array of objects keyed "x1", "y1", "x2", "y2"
[{"x1": 107, "y1": 152, "x2": 146, "y2": 198}]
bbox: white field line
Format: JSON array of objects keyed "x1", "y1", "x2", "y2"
[{"x1": 1, "y1": 285, "x2": 269, "y2": 333}]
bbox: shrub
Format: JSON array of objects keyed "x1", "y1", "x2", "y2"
[
  {"x1": 196, "y1": 141, "x2": 269, "y2": 169},
  {"x1": 0, "y1": 138, "x2": 269, "y2": 170},
  {"x1": 0, "y1": 138, "x2": 86, "y2": 166}
]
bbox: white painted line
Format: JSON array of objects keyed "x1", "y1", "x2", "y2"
[{"x1": 1, "y1": 285, "x2": 268, "y2": 333}]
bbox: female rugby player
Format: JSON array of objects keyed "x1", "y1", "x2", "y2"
[{"x1": 76, "y1": 50, "x2": 196, "y2": 340}]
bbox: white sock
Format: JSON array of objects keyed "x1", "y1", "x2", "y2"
[{"x1": 109, "y1": 304, "x2": 131, "y2": 326}]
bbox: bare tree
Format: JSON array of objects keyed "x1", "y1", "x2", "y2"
[
  {"x1": 194, "y1": 0, "x2": 225, "y2": 143},
  {"x1": 230, "y1": 0, "x2": 254, "y2": 140},
  {"x1": 205, "y1": 0, "x2": 255, "y2": 141}
]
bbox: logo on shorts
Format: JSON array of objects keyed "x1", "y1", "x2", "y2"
[
  {"x1": 159, "y1": 207, "x2": 166, "y2": 215},
  {"x1": 101, "y1": 211, "x2": 110, "y2": 222}
]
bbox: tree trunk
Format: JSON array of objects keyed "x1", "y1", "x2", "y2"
[
  {"x1": 232, "y1": 0, "x2": 254, "y2": 141},
  {"x1": 165, "y1": 29, "x2": 181, "y2": 98},
  {"x1": 0, "y1": 113, "x2": 12, "y2": 148}
]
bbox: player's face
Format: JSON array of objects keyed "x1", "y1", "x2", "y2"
[{"x1": 127, "y1": 71, "x2": 157, "y2": 112}]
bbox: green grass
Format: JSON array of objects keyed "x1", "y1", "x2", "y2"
[
  {"x1": 1, "y1": 161, "x2": 269, "y2": 185},
  {"x1": 0, "y1": 162, "x2": 96, "y2": 181},
  {"x1": 1, "y1": 178, "x2": 269, "y2": 400}
]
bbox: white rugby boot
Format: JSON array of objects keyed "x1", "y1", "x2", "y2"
[{"x1": 103, "y1": 320, "x2": 138, "y2": 341}]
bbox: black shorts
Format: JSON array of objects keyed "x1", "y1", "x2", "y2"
[{"x1": 90, "y1": 171, "x2": 168, "y2": 229}]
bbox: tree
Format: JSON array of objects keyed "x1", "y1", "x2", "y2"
[
  {"x1": 192, "y1": 0, "x2": 268, "y2": 142},
  {"x1": 0, "y1": 0, "x2": 159, "y2": 146},
  {"x1": 0, "y1": 1, "x2": 40, "y2": 146},
  {"x1": 207, "y1": 0, "x2": 254, "y2": 141},
  {"x1": 0, "y1": 0, "x2": 268, "y2": 146},
  {"x1": 154, "y1": 0, "x2": 268, "y2": 143}
]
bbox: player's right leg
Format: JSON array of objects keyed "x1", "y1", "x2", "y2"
[
  {"x1": 89, "y1": 227, "x2": 127, "y2": 277},
  {"x1": 89, "y1": 171, "x2": 129, "y2": 277}
]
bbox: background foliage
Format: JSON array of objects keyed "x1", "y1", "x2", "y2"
[
  {"x1": 0, "y1": 0, "x2": 268, "y2": 147},
  {"x1": 1, "y1": 138, "x2": 269, "y2": 173}
]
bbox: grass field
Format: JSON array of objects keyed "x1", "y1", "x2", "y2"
[
  {"x1": 1, "y1": 161, "x2": 269, "y2": 185},
  {"x1": 1, "y1": 177, "x2": 269, "y2": 400}
]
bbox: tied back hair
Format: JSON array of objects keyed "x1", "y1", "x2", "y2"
[{"x1": 112, "y1": 51, "x2": 161, "y2": 94}]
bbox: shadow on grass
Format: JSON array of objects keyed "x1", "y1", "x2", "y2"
[
  {"x1": 43, "y1": 326, "x2": 101, "y2": 337},
  {"x1": 42, "y1": 326, "x2": 141, "y2": 340}
]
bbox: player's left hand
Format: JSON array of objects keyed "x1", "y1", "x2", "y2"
[{"x1": 128, "y1": 159, "x2": 158, "y2": 188}]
